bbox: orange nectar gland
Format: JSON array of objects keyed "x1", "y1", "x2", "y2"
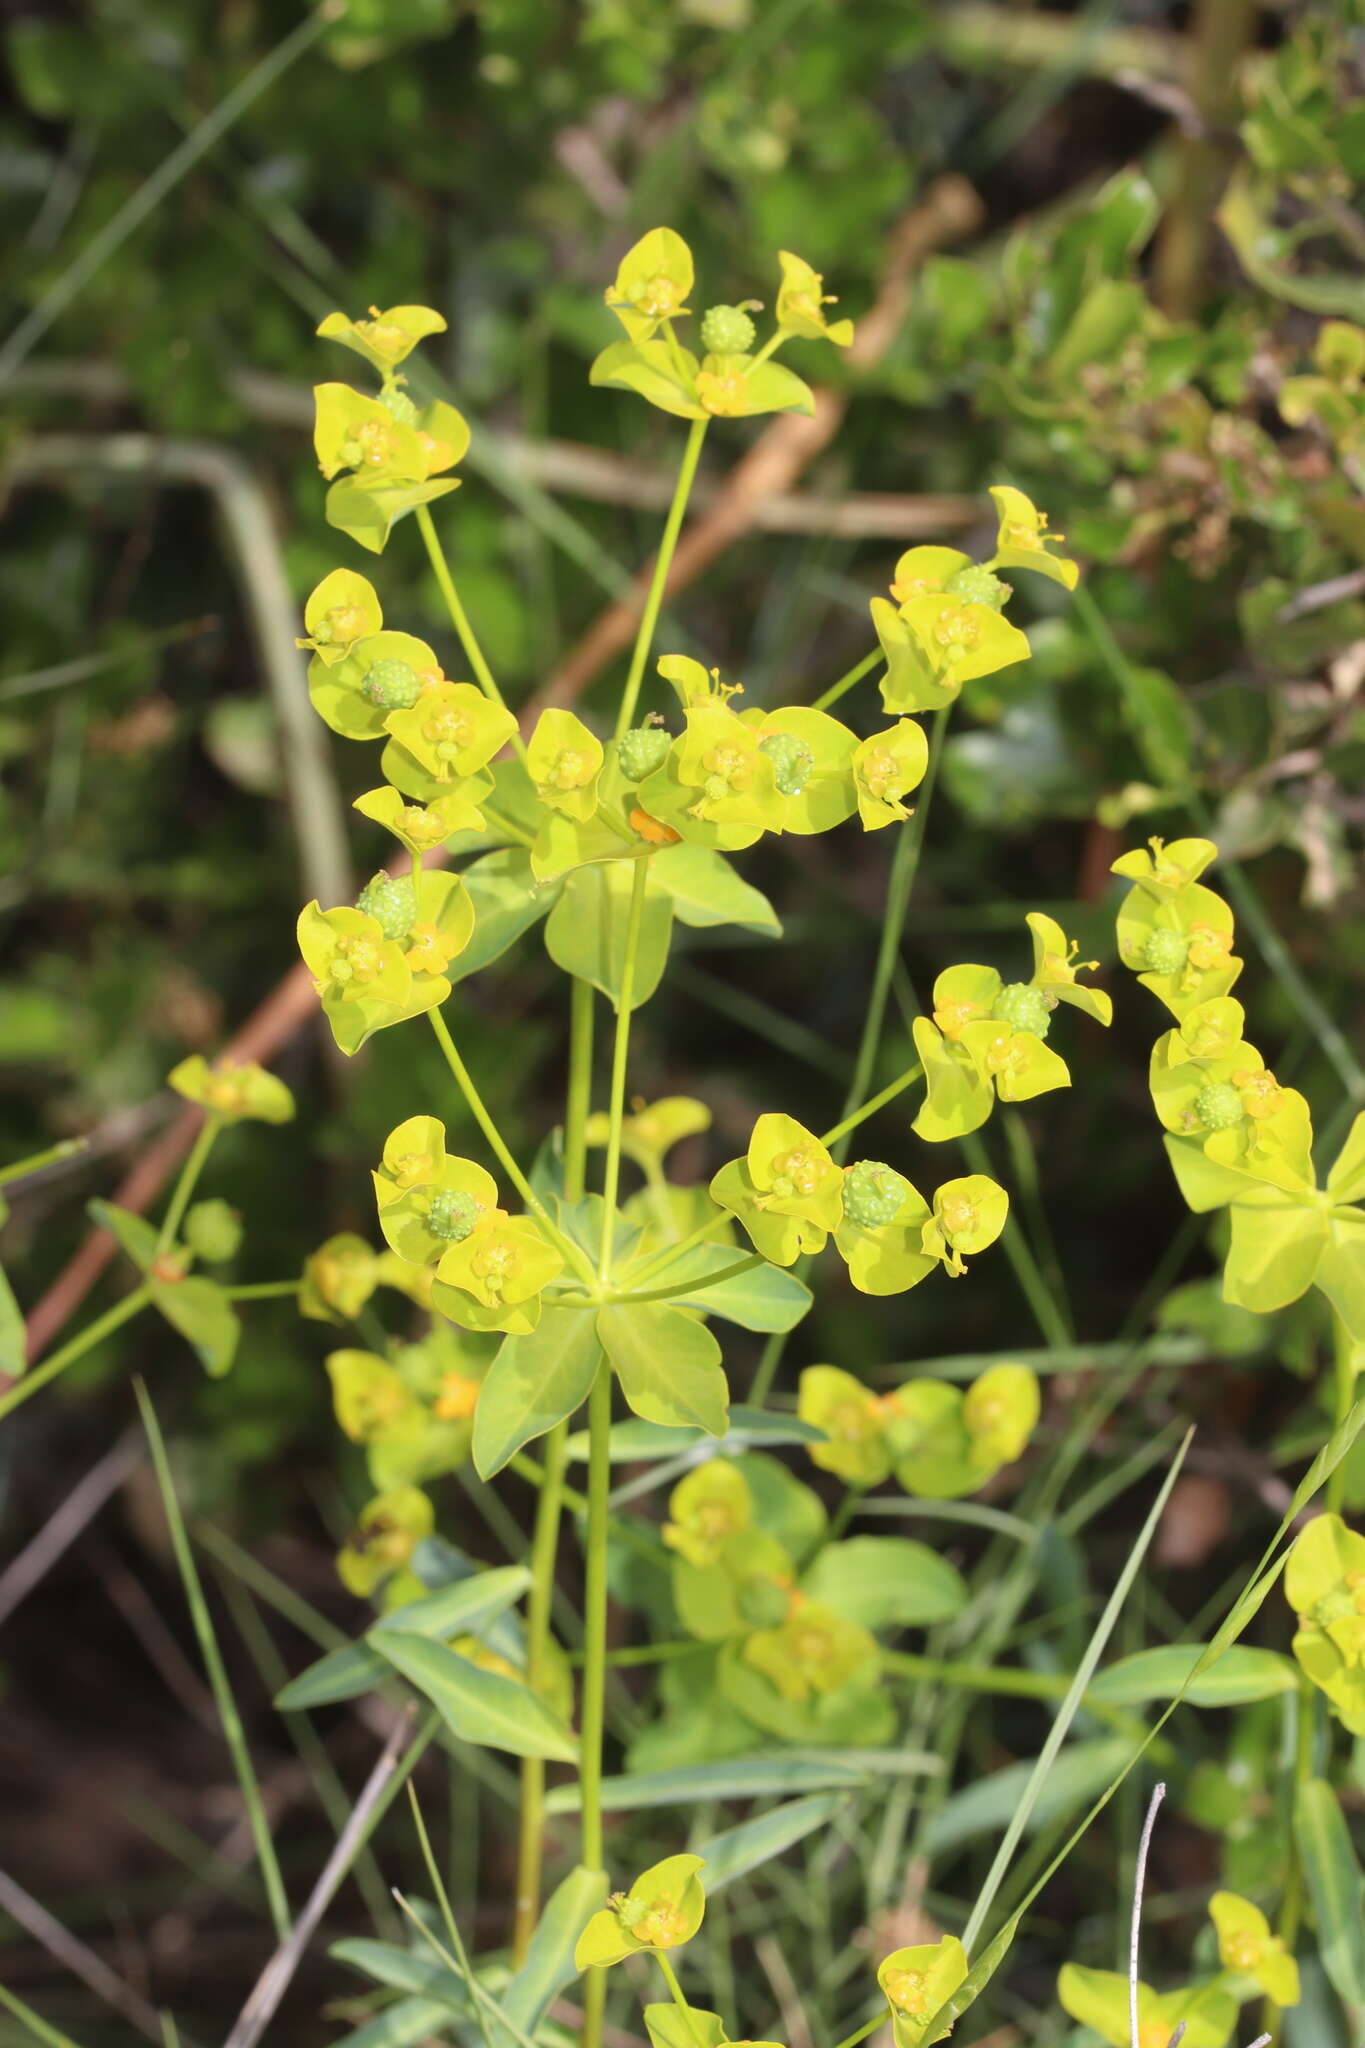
[
  {"x1": 1137, "y1": 2024, "x2": 1168, "y2": 2048},
  {"x1": 470, "y1": 1232, "x2": 519, "y2": 1298},
  {"x1": 630, "y1": 806, "x2": 680, "y2": 846},
  {"x1": 434, "y1": 1372, "x2": 481, "y2": 1422},
  {"x1": 391, "y1": 1151, "x2": 433, "y2": 1190},
  {"x1": 884, "y1": 1969, "x2": 933, "y2": 2023},
  {"x1": 931, "y1": 604, "x2": 982, "y2": 661},
  {"x1": 326, "y1": 934, "x2": 387, "y2": 989},
  {"x1": 1224, "y1": 1930, "x2": 1263, "y2": 1972}
]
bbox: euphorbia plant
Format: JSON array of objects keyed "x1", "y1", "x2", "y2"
[{"x1": 268, "y1": 227, "x2": 1112, "y2": 2040}]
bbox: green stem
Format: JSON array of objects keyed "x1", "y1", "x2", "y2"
[
  {"x1": 748, "y1": 704, "x2": 950, "y2": 1408},
  {"x1": 225, "y1": 1279, "x2": 301, "y2": 1301},
  {"x1": 1264, "y1": 1674, "x2": 1318, "y2": 2044},
  {"x1": 1326, "y1": 1314, "x2": 1356, "y2": 1516},
  {"x1": 156, "y1": 1114, "x2": 222, "y2": 1256},
  {"x1": 828, "y1": 2017, "x2": 882, "y2": 2048},
  {"x1": 613, "y1": 420, "x2": 709, "y2": 740},
  {"x1": 623, "y1": 1215, "x2": 731, "y2": 1289},
  {"x1": 415, "y1": 502, "x2": 528, "y2": 762},
  {"x1": 655, "y1": 1953, "x2": 704, "y2": 2041},
  {"x1": 597, "y1": 861, "x2": 650, "y2": 1283},
  {"x1": 513, "y1": 979, "x2": 594, "y2": 1965},
  {"x1": 881, "y1": 1650, "x2": 1161, "y2": 1747},
  {"x1": 0, "y1": 1285, "x2": 150, "y2": 1423},
  {"x1": 601, "y1": 1253, "x2": 763, "y2": 1308},
  {"x1": 0, "y1": 1136, "x2": 88, "y2": 1189},
  {"x1": 812, "y1": 649, "x2": 882, "y2": 714},
  {"x1": 578, "y1": 1362, "x2": 614, "y2": 2048},
  {"x1": 428, "y1": 1006, "x2": 595, "y2": 1287},
  {"x1": 837, "y1": 702, "x2": 950, "y2": 1149},
  {"x1": 819, "y1": 1061, "x2": 923, "y2": 1150},
  {"x1": 0, "y1": 1982, "x2": 85, "y2": 2048},
  {"x1": 134, "y1": 1380, "x2": 291, "y2": 1941}
]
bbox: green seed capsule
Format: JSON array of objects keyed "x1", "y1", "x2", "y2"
[
  {"x1": 356, "y1": 873, "x2": 416, "y2": 943},
  {"x1": 701, "y1": 304, "x2": 756, "y2": 355},
  {"x1": 362, "y1": 657, "x2": 423, "y2": 711},
  {"x1": 945, "y1": 564, "x2": 1011, "y2": 611},
  {"x1": 759, "y1": 731, "x2": 815, "y2": 797},
  {"x1": 1142, "y1": 928, "x2": 1190, "y2": 976},
  {"x1": 842, "y1": 1159, "x2": 912, "y2": 1229},
  {"x1": 1195, "y1": 1082, "x2": 1244, "y2": 1132},
  {"x1": 992, "y1": 982, "x2": 1051, "y2": 1038},
  {"x1": 618, "y1": 725, "x2": 671, "y2": 782},
  {"x1": 427, "y1": 1189, "x2": 479, "y2": 1243},
  {"x1": 379, "y1": 385, "x2": 419, "y2": 424},
  {"x1": 183, "y1": 1198, "x2": 243, "y2": 1265}
]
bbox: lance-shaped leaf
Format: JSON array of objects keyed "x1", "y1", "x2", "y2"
[
  {"x1": 472, "y1": 1311, "x2": 603, "y2": 1479},
  {"x1": 597, "y1": 1302, "x2": 729, "y2": 1436},
  {"x1": 372, "y1": 1630, "x2": 577, "y2": 1761}
]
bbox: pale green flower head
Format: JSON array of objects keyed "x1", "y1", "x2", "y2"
[
  {"x1": 775, "y1": 250, "x2": 854, "y2": 345},
  {"x1": 296, "y1": 567, "x2": 382, "y2": 666},
  {"x1": 575, "y1": 1853, "x2": 706, "y2": 1969},
  {"x1": 326, "y1": 1348, "x2": 418, "y2": 1446},
  {"x1": 922, "y1": 1174, "x2": 1009, "y2": 1276},
  {"x1": 663, "y1": 1460, "x2": 753, "y2": 1569},
  {"x1": 353, "y1": 780, "x2": 491, "y2": 854},
  {"x1": 878, "y1": 1937, "x2": 969, "y2": 2048},
  {"x1": 168, "y1": 1055, "x2": 295, "y2": 1125},
  {"x1": 300, "y1": 1233, "x2": 379, "y2": 1324},
  {"x1": 1058, "y1": 1963, "x2": 1236, "y2": 2048},
  {"x1": 833, "y1": 1164, "x2": 936, "y2": 1298},
  {"x1": 316, "y1": 303, "x2": 447, "y2": 373},
  {"x1": 1209, "y1": 1890, "x2": 1300, "y2": 2008},
  {"x1": 853, "y1": 720, "x2": 929, "y2": 831},
  {"x1": 604, "y1": 229, "x2": 695, "y2": 341},
  {"x1": 798, "y1": 1365, "x2": 892, "y2": 1487},
  {"x1": 743, "y1": 1596, "x2": 878, "y2": 1704},
  {"x1": 336, "y1": 1486, "x2": 434, "y2": 1598},
  {"x1": 986, "y1": 484, "x2": 1079, "y2": 590},
  {"x1": 527, "y1": 707, "x2": 604, "y2": 822},
  {"x1": 378, "y1": 1151, "x2": 499, "y2": 1269},
  {"x1": 383, "y1": 680, "x2": 517, "y2": 789}
]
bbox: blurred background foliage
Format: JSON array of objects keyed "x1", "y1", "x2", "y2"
[{"x1": 2, "y1": 0, "x2": 1365, "y2": 2035}]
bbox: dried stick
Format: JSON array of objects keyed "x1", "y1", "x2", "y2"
[
  {"x1": 220, "y1": 1705, "x2": 418, "y2": 2048},
  {"x1": 0, "y1": 1427, "x2": 141, "y2": 1627},
  {"x1": 0, "y1": 1865, "x2": 169, "y2": 2047}
]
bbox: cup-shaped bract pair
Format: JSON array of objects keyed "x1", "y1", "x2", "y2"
[
  {"x1": 1148, "y1": 996, "x2": 1314, "y2": 1192},
  {"x1": 336, "y1": 1484, "x2": 434, "y2": 1598},
  {"x1": 878, "y1": 1937, "x2": 969, "y2": 2048},
  {"x1": 882, "y1": 1362, "x2": 1041, "y2": 1498},
  {"x1": 575, "y1": 1854, "x2": 706, "y2": 1969},
  {"x1": 1113, "y1": 837, "x2": 1244, "y2": 1021},
  {"x1": 168, "y1": 1055, "x2": 295, "y2": 1125},
  {"x1": 912, "y1": 914, "x2": 1110, "y2": 1143},
  {"x1": 1285, "y1": 1511, "x2": 1365, "y2": 1734},
  {"x1": 374, "y1": 1115, "x2": 563, "y2": 1337},
  {"x1": 1058, "y1": 1963, "x2": 1236, "y2": 2048},
  {"x1": 297, "y1": 871, "x2": 475, "y2": 1055}
]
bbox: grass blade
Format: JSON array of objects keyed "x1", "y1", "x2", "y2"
[
  {"x1": 959, "y1": 1426, "x2": 1192, "y2": 1952},
  {"x1": 133, "y1": 1379, "x2": 290, "y2": 1939}
]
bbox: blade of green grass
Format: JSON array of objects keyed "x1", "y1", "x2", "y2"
[
  {"x1": 959, "y1": 1425, "x2": 1192, "y2": 1952},
  {"x1": 133, "y1": 1379, "x2": 290, "y2": 1940}
]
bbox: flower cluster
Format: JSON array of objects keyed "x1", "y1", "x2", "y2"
[
  {"x1": 1115, "y1": 837, "x2": 1365, "y2": 1339},
  {"x1": 871, "y1": 487, "x2": 1077, "y2": 718},
  {"x1": 374, "y1": 1115, "x2": 563, "y2": 1336},
  {"x1": 799, "y1": 1361, "x2": 1041, "y2": 1498},
  {"x1": 912, "y1": 913, "x2": 1112, "y2": 1142},
  {"x1": 589, "y1": 229, "x2": 849, "y2": 425},
  {"x1": 1057, "y1": 1879, "x2": 1298, "y2": 2048},
  {"x1": 1284, "y1": 1511, "x2": 1365, "y2": 1734}
]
